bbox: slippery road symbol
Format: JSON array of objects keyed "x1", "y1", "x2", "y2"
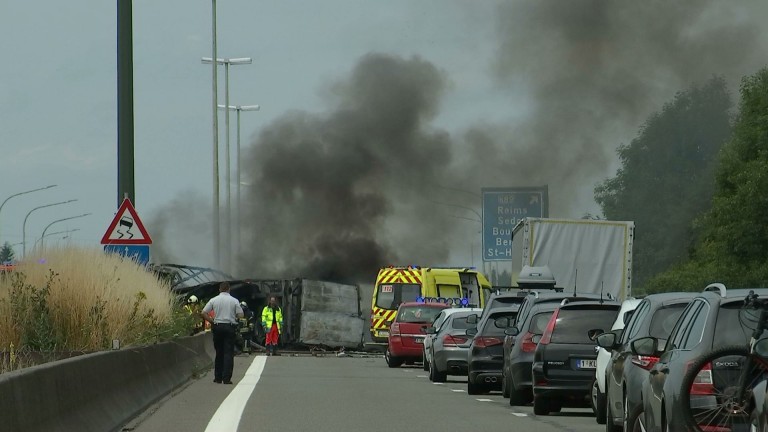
[{"x1": 117, "y1": 216, "x2": 135, "y2": 239}]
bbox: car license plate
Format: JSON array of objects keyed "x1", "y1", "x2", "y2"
[
  {"x1": 577, "y1": 359, "x2": 596, "y2": 369},
  {"x1": 415, "y1": 337, "x2": 424, "y2": 344},
  {"x1": 378, "y1": 331, "x2": 389, "y2": 337}
]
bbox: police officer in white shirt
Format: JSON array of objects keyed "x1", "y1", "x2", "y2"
[{"x1": 200, "y1": 282, "x2": 244, "y2": 384}]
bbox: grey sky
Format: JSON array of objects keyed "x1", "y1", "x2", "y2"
[{"x1": 2, "y1": 1, "x2": 767, "y2": 278}]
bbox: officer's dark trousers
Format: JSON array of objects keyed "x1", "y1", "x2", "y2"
[{"x1": 212, "y1": 323, "x2": 236, "y2": 382}]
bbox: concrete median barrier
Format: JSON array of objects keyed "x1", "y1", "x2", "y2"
[{"x1": 0, "y1": 332, "x2": 213, "y2": 432}]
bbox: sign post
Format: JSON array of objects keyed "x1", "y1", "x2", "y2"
[
  {"x1": 101, "y1": 198, "x2": 152, "y2": 265},
  {"x1": 482, "y1": 186, "x2": 548, "y2": 262}
]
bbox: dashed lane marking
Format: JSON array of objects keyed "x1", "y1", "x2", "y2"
[
  {"x1": 417, "y1": 375, "x2": 427, "y2": 378},
  {"x1": 433, "y1": 382, "x2": 444, "y2": 385},
  {"x1": 204, "y1": 356, "x2": 267, "y2": 432},
  {"x1": 476, "y1": 398, "x2": 493, "y2": 402},
  {"x1": 451, "y1": 389, "x2": 465, "y2": 392},
  {"x1": 512, "y1": 413, "x2": 527, "y2": 417}
]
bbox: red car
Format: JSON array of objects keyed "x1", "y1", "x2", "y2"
[{"x1": 386, "y1": 302, "x2": 450, "y2": 368}]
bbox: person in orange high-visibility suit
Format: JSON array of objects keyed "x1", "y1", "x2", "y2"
[{"x1": 261, "y1": 296, "x2": 283, "y2": 356}]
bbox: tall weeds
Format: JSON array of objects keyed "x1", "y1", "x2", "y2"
[{"x1": 0, "y1": 247, "x2": 186, "y2": 372}]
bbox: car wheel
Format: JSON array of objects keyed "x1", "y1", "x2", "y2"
[
  {"x1": 624, "y1": 397, "x2": 643, "y2": 432},
  {"x1": 385, "y1": 349, "x2": 403, "y2": 368},
  {"x1": 422, "y1": 350, "x2": 429, "y2": 371},
  {"x1": 467, "y1": 377, "x2": 484, "y2": 395},
  {"x1": 595, "y1": 381, "x2": 607, "y2": 424},
  {"x1": 429, "y1": 358, "x2": 446, "y2": 383},
  {"x1": 533, "y1": 395, "x2": 550, "y2": 416},
  {"x1": 508, "y1": 375, "x2": 527, "y2": 406},
  {"x1": 605, "y1": 395, "x2": 620, "y2": 432}
]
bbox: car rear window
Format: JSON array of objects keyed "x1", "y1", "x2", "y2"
[
  {"x1": 490, "y1": 297, "x2": 524, "y2": 308},
  {"x1": 397, "y1": 306, "x2": 445, "y2": 323},
  {"x1": 529, "y1": 311, "x2": 555, "y2": 335},
  {"x1": 714, "y1": 303, "x2": 755, "y2": 346},
  {"x1": 481, "y1": 311, "x2": 517, "y2": 336},
  {"x1": 648, "y1": 304, "x2": 687, "y2": 339},
  {"x1": 551, "y1": 307, "x2": 619, "y2": 344},
  {"x1": 451, "y1": 316, "x2": 473, "y2": 329}
]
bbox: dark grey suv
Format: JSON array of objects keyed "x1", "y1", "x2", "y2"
[{"x1": 636, "y1": 284, "x2": 768, "y2": 432}]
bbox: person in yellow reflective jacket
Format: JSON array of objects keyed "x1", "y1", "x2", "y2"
[{"x1": 261, "y1": 296, "x2": 283, "y2": 356}]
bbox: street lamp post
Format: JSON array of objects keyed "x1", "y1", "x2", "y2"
[
  {"x1": 22, "y1": 200, "x2": 77, "y2": 258},
  {"x1": 39, "y1": 213, "x2": 92, "y2": 249},
  {"x1": 34, "y1": 229, "x2": 81, "y2": 251},
  {"x1": 0, "y1": 185, "x2": 57, "y2": 242},
  {"x1": 219, "y1": 104, "x2": 259, "y2": 268},
  {"x1": 203, "y1": 57, "x2": 252, "y2": 272}
]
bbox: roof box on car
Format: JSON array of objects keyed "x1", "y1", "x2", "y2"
[{"x1": 517, "y1": 265, "x2": 557, "y2": 286}]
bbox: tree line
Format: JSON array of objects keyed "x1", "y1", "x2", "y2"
[{"x1": 596, "y1": 68, "x2": 768, "y2": 293}]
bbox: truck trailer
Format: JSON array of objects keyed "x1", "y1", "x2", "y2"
[{"x1": 510, "y1": 218, "x2": 634, "y2": 300}]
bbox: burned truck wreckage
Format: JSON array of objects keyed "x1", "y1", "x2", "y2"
[{"x1": 150, "y1": 264, "x2": 367, "y2": 350}]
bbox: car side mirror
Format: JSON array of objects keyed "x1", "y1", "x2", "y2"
[
  {"x1": 425, "y1": 327, "x2": 436, "y2": 334},
  {"x1": 504, "y1": 327, "x2": 520, "y2": 337},
  {"x1": 596, "y1": 332, "x2": 616, "y2": 350},
  {"x1": 466, "y1": 327, "x2": 478, "y2": 337},
  {"x1": 631, "y1": 337, "x2": 659, "y2": 356},
  {"x1": 756, "y1": 338, "x2": 768, "y2": 357},
  {"x1": 587, "y1": 328, "x2": 604, "y2": 341},
  {"x1": 494, "y1": 317, "x2": 511, "y2": 328},
  {"x1": 466, "y1": 314, "x2": 478, "y2": 324}
]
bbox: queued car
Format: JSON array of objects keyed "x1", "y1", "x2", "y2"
[
  {"x1": 593, "y1": 298, "x2": 641, "y2": 424},
  {"x1": 502, "y1": 301, "x2": 558, "y2": 405},
  {"x1": 532, "y1": 299, "x2": 620, "y2": 415},
  {"x1": 636, "y1": 284, "x2": 768, "y2": 432},
  {"x1": 425, "y1": 309, "x2": 482, "y2": 382},
  {"x1": 467, "y1": 306, "x2": 520, "y2": 394},
  {"x1": 502, "y1": 290, "x2": 614, "y2": 402},
  {"x1": 598, "y1": 292, "x2": 695, "y2": 431},
  {"x1": 422, "y1": 307, "x2": 482, "y2": 371},
  {"x1": 385, "y1": 302, "x2": 450, "y2": 368},
  {"x1": 466, "y1": 290, "x2": 527, "y2": 330}
]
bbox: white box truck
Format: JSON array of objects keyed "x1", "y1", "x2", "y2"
[{"x1": 511, "y1": 218, "x2": 634, "y2": 300}]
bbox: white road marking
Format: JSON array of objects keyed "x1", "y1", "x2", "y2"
[
  {"x1": 512, "y1": 413, "x2": 527, "y2": 417},
  {"x1": 451, "y1": 389, "x2": 465, "y2": 392},
  {"x1": 433, "y1": 382, "x2": 444, "y2": 385},
  {"x1": 476, "y1": 398, "x2": 493, "y2": 402},
  {"x1": 417, "y1": 375, "x2": 427, "y2": 378},
  {"x1": 204, "y1": 356, "x2": 267, "y2": 432}
]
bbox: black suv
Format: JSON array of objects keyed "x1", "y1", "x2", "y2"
[
  {"x1": 597, "y1": 292, "x2": 696, "y2": 432},
  {"x1": 467, "y1": 291, "x2": 527, "y2": 329},
  {"x1": 532, "y1": 300, "x2": 620, "y2": 415},
  {"x1": 636, "y1": 284, "x2": 768, "y2": 432},
  {"x1": 466, "y1": 305, "x2": 520, "y2": 394}
]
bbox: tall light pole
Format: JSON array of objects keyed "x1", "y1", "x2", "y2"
[
  {"x1": 22, "y1": 200, "x2": 77, "y2": 258},
  {"x1": 39, "y1": 213, "x2": 92, "y2": 249},
  {"x1": 203, "y1": 58, "x2": 252, "y2": 272},
  {"x1": 0, "y1": 185, "x2": 57, "y2": 242},
  {"x1": 219, "y1": 103, "x2": 259, "y2": 269},
  {"x1": 34, "y1": 229, "x2": 81, "y2": 251},
  {"x1": 208, "y1": 0, "x2": 220, "y2": 268}
]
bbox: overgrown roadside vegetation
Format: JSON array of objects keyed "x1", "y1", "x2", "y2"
[{"x1": 0, "y1": 247, "x2": 195, "y2": 373}]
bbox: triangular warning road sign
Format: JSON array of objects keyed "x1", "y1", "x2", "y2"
[{"x1": 101, "y1": 198, "x2": 152, "y2": 245}]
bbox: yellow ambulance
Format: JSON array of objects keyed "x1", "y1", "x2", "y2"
[{"x1": 368, "y1": 266, "x2": 492, "y2": 344}]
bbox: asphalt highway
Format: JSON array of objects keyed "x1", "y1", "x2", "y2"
[{"x1": 122, "y1": 353, "x2": 605, "y2": 432}]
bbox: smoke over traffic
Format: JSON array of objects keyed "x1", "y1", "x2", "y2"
[{"x1": 152, "y1": 1, "x2": 768, "y2": 283}]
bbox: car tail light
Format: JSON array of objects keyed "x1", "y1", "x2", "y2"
[
  {"x1": 631, "y1": 355, "x2": 660, "y2": 371},
  {"x1": 443, "y1": 334, "x2": 469, "y2": 347},
  {"x1": 521, "y1": 332, "x2": 537, "y2": 353},
  {"x1": 474, "y1": 336, "x2": 504, "y2": 348},
  {"x1": 689, "y1": 362, "x2": 714, "y2": 395},
  {"x1": 390, "y1": 322, "x2": 400, "y2": 336},
  {"x1": 539, "y1": 309, "x2": 560, "y2": 345}
]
